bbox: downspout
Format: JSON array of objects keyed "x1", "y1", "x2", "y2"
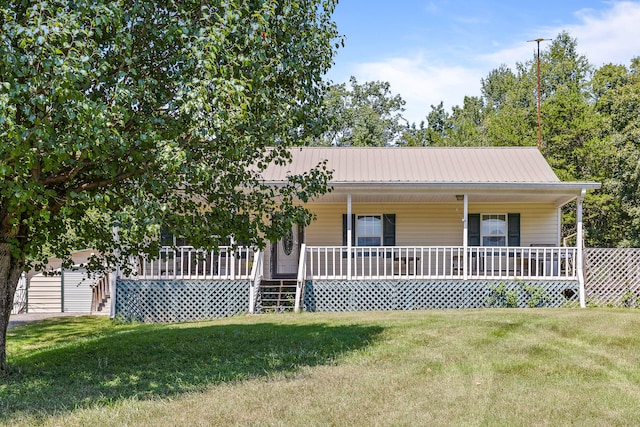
[
  {"x1": 110, "y1": 226, "x2": 119, "y2": 319},
  {"x1": 24, "y1": 272, "x2": 29, "y2": 313},
  {"x1": 576, "y1": 189, "x2": 586, "y2": 308},
  {"x1": 61, "y1": 267, "x2": 65, "y2": 312},
  {"x1": 463, "y1": 194, "x2": 468, "y2": 280},
  {"x1": 347, "y1": 193, "x2": 352, "y2": 280}
]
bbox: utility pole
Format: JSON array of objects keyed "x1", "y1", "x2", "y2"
[{"x1": 527, "y1": 38, "x2": 551, "y2": 151}]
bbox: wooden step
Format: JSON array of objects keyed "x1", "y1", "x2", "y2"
[{"x1": 258, "y1": 280, "x2": 297, "y2": 312}]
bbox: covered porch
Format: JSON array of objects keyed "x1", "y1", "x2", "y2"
[{"x1": 303, "y1": 245, "x2": 577, "y2": 281}]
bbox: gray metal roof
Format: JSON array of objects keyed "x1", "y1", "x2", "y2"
[
  {"x1": 262, "y1": 147, "x2": 579, "y2": 184},
  {"x1": 260, "y1": 147, "x2": 600, "y2": 206}
]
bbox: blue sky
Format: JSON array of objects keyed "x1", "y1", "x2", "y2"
[{"x1": 326, "y1": 1, "x2": 640, "y2": 124}]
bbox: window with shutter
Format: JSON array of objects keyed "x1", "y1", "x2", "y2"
[
  {"x1": 343, "y1": 214, "x2": 396, "y2": 246},
  {"x1": 468, "y1": 213, "x2": 520, "y2": 247}
]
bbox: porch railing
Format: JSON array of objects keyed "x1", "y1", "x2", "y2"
[
  {"x1": 123, "y1": 246, "x2": 257, "y2": 280},
  {"x1": 304, "y1": 246, "x2": 578, "y2": 281},
  {"x1": 12, "y1": 272, "x2": 27, "y2": 314},
  {"x1": 91, "y1": 273, "x2": 111, "y2": 313}
]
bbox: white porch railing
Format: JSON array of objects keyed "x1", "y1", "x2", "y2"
[
  {"x1": 249, "y1": 250, "x2": 264, "y2": 314},
  {"x1": 304, "y1": 246, "x2": 578, "y2": 281},
  {"x1": 294, "y1": 243, "x2": 307, "y2": 313},
  {"x1": 12, "y1": 272, "x2": 27, "y2": 314},
  {"x1": 122, "y1": 246, "x2": 257, "y2": 280}
]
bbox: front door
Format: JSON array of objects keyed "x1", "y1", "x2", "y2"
[{"x1": 272, "y1": 223, "x2": 303, "y2": 279}]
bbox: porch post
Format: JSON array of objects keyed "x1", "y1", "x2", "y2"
[
  {"x1": 463, "y1": 194, "x2": 468, "y2": 280},
  {"x1": 576, "y1": 189, "x2": 586, "y2": 308},
  {"x1": 230, "y1": 236, "x2": 236, "y2": 279},
  {"x1": 347, "y1": 193, "x2": 352, "y2": 280}
]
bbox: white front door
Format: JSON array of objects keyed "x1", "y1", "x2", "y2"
[{"x1": 274, "y1": 223, "x2": 302, "y2": 278}]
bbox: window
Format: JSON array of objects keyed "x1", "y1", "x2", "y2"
[
  {"x1": 468, "y1": 213, "x2": 520, "y2": 247},
  {"x1": 160, "y1": 226, "x2": 190, "y2": 247},
  {"x1": 356, "y1": 215, "x2": 382, "y2": 246},
  {"x1": 481, "y1": 214, "x2": 506, "y2": 246},
  {"x1": 343, "y1": 214, "x2": 396, "y2": 247}
]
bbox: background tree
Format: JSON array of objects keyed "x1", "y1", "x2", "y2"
[
  {"x1": 445, "y1": 96, "x2": 487, "y2": 146},
  {"x1": 398, "y1": 101, "x2": 451, "y2": 146},
  {"x1": 0, "y1": 0, "x2": 339, "y2": 371},
  {"x1": 409, "y1": 31, "x2": 639, "y2": 247},
  {"x1": 585, "y1": 58, "x2": 640, "y2": 246},
  {"x1": 313, "y1": 77, "x2": 406, "y2": 146},
  {"x1": 482, "y1": 62, "x2": 537, "y2": 146}
]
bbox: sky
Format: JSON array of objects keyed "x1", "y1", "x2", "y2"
[{"x1": 326, "y1": 0, "x2": 640, "y2": 125}]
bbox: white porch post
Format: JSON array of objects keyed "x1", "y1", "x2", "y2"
[
  {"x1": 230, "y1": 236, "x2": 236, "y2": 279},
  {"x1": 347, "y1": 193, "x2": 352, "y2": 280},
  {"x1": 463, "y1": 194, "x2": 468, "y2": 280},
  {"x1": 248, "y1": 249, "x2": 261, "y2": 314},
  {"x1": 577, "y1": 189, "x2": 586, "y2": 308},
  {"x1": 110, "y1": 226, "x2": 119, "y2": 319}
]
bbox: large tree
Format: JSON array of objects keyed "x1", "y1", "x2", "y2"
[
  {"x1": 0, "y1": 0, "x2": 339, "y2": 371},
  {"x1": 313, "y1": 76, "x2": 406, "y2": 146}
]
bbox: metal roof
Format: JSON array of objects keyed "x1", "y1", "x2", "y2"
[
  {"x1": 262, "y1": 147, "x2": 576, "y2": 184},
  {"x1": 260, "y1": 147, "x2": 600, "y2": 206}
]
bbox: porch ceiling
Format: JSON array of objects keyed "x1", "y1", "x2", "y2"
[{"x1": 310, "y1": 184, "x2": 594, "y2": 207}]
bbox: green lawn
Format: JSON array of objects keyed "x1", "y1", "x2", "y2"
[{"x1": 3, "y1": 309, "x2": 640, "y2": 426}]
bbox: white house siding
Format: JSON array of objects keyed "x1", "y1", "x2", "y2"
[
  {"x1": 305, "y1": 202, "x2": 560, "y2": 247},
  {"x1": 62, "y1": 269, "x2": 95, "y2": 313},
  {"x1": 27, "y1": 274, "x2": 62, "y2": 313}
]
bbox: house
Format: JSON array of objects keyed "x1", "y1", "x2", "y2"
[
  {"x1": 114, "y1": 147, "x2": 600, "y2": 321},
  {"x1": 17, "y1": 249, "x2": 111, "y2": 314}
]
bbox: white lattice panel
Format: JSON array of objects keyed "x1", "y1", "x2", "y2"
[
  {"x1": 303, "y1": 280, "x2": 578, "y2": 311},
  {"x1": 585, "y1": 248, "x2": 640, "y2": 306},
  {"x1": 116, "y1": 280, "x2": 250, "y2": 322}
]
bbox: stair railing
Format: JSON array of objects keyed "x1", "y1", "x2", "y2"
[
  {"x1": 294, "y1": 243, "x2": 307, "y2": 313},
  {"x1": 249, "y1": 249, "x2": 263, "y2": 314},
  {"x1": 91, "y1": 272, "x2": 111, "y2": 313}
]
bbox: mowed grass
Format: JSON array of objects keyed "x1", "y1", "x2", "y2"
[{"x1": 2, "y1": 309, "x2": 640, "y2": 426}]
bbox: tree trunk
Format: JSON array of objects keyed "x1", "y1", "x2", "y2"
[{"x1": 0, "y1": 241, "x2": 26, "y2": 372}]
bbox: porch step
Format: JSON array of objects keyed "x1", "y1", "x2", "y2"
[
  {"x1": 92, "y1": 293, "x2": 111, "y2": 314},
  {"x1": 258, "y1": 280, "x2": 297, "y2": 313}
]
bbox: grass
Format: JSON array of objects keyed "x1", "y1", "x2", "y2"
[{"x1": 2, "y1": 309, "x2": 640, "y2": 426}]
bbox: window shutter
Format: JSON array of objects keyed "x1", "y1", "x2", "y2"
[
  {"x1": 342, "y1": 214, "x2": 356, "y2": 246},
  {"x1": 160, "y1": 226, "x2": 174, "y2": 246},
  {"x1": 508, "y1": 213, "x2": 521, "y2": 246},
  {"x1": 383, "y1": 214, "x2": 396, "y2": 246},
  {"x1": 468, "y1": 214, "x2": 480, "y2": 246}
]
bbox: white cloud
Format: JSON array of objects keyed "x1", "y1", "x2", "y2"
[
  {"x1": 481, "y1": 1, "x2": 640, "y2": 70},
  {"x1": 354, "y1": 55, "x2": 484, "y2": 124},
  {"x1": 569, "y1": 1, "x2": 640, "y2": 66},
  {"x1": 337, "y1": 1, "x2": 640, "y2": 124}
]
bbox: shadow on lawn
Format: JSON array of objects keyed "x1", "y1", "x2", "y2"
[{"x1": 1, "y1": 318, "x2": 383, "y2": 418}]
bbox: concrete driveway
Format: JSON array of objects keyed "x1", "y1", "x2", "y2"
[{"x1": 8, "y1": 312, "x2": 106, "y2": 328}]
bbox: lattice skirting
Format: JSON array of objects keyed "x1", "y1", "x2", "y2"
[
  {"x1": 116, "y1": 280, "x2": 250, "y2": 322},
  {"x1": 585, "y1": 248, "x2": 640, "y2": 307},
  {"x1": 303, "y1": 280, "x2": 579, "y2": 312}
]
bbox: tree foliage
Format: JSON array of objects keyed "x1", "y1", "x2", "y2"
[
  {"x1": 0, "y1": 0, "x2": 339, "y2": 370},
  {"x1": 399, "y1": 31, "x2": 640, "y2": 248},
  {"x1": 313, "y1": 76, "x2": 406, "y2": 146}
]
